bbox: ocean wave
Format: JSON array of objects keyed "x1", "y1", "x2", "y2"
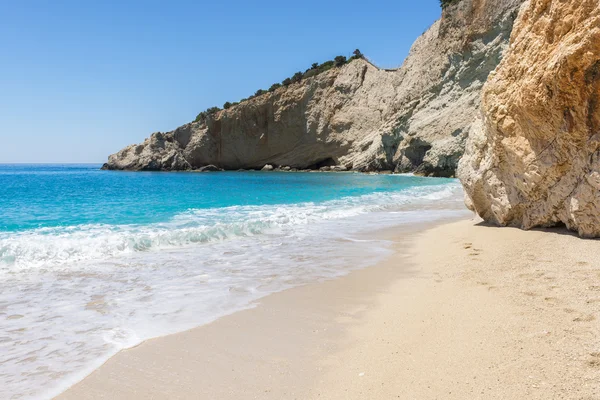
[
  {"x1": 0, "y1": 178, "x2": 466, "y2": 400},
  {"x1": 0, "y1": 182, "x2": 463, "y2": 269}
]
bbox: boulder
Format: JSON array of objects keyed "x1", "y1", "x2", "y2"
[
  {"x1": 330, "y1": 165, "x2": 348, "y2": 172},
  {"x1": 197, "y1": 164, "x2": 222, "y2": 172}
]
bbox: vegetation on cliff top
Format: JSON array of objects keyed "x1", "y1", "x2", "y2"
[
  {"x1": 194, "y1": 49, "x2": 365, "y2": 124},
  {"x1": 440, "y1": 0, "x2": 462, "y2": 9}
]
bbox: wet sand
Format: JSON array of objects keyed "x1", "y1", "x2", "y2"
[{"x1": 57, "y1": 217, "x2": 600, "y2": 399}]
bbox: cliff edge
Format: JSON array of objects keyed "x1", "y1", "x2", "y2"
[{"x1": 104, "y1": 0, "x2": 524, "y2": 176}]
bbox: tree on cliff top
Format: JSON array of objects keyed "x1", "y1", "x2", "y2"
[
  {"x1": 349, "y1": 49, "x2": 364, "y2": 62},
  {"x1": 334, "y1": 55, "x2": 347, "y2": 67}
]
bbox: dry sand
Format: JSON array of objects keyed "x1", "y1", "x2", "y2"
[{"x1": 57, "y1": 217, "x2": 600, "y2": 399}]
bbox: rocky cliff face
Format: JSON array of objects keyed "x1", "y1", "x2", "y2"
[
  {"x1": 459, "y1": 0, "x2": 600, "y2": 237},
  {"x1": 104, "y1": 0, "x2": 524, "y2": 175}
]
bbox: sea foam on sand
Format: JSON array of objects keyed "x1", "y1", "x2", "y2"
[{"x1": 0, "y1": 182, "x2": 467, "y2": 400}]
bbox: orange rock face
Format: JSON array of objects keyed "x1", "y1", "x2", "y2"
[{"x1": 459, "y1": 0, "x2": 600, "y2": 237}]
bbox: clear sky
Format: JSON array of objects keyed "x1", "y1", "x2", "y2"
[{"x1": 0, "y1": 0, "x2": 442, "y2": 163}]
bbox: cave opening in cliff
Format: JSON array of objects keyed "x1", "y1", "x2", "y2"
[
  {"x1": 308, "y1": 157, "x2": 337, "y2": 170},
  {"x1": 404, "y1": 140, "x2": 432, "y2": 167}
]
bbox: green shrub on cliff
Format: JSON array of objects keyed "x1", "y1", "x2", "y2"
[
  {"x1": 303, "y1": 69, "x2": 319, "y2": 79},
  {"x1": 334, "y1": 55, "x2": 347, "y2": 67},
  {"x1": 194, "y1": 106, "x2": 221, "y2": 123},
  {"x1": 291, "y1": 71, "x2": 304, "y2": 83},
  {"x1": 193, "y1": 50, "x2": 366, "y2": 122},
  {"x1": 318, "y1": 60, "x2": 334, "y2": 72},
  {"x1": 440, "y1": 0, "x2": 461, "y2": 8},
  {"x1": 349, "y1": 49, "x2": 364, "y2": 61}
]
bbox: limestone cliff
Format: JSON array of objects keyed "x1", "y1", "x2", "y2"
[
  {"x1": 458, "y1": 0, "x2": 600, "y2": 237},
  {"x1": 104, "y1": 0, "x2": 524, "y2": 175}
]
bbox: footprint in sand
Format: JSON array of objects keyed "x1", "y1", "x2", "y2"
[
  {"x1": 469, "y1": 247, "x2": 483, "y2": 255},
  {"x1": 587, "y1": 353, "x2": 600, "y2": 368},
  {"x1": 573, "y1": 314, "x2": 596, "y2": 322},
  {"x1": 462, "y1": 242, "x2": 482, "y2": 257},
  {"x1": 477, "y1": 281, "x2": 498, "y2": 291}
]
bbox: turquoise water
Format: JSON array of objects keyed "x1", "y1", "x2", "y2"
[
  {"x1": 1, "y1": 164, "x2": 453, "y2": 231},
  {"x1": 0, "y1": 164, "x2": 466, "y2": 400}
]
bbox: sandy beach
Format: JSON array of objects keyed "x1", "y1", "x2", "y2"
[
  {"x1": 5, "y1": 0, "x2": 598, "y2": 398},
  {"x1": 57, "y1": 217, "x2": 600, "y2": 399}
]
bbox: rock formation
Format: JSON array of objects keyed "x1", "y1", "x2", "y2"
[
  {"x1": 104, "y1": 0, "x2": 524, "y2": 176},
  {"x1": 458, "y1": 0, "x2": 600, "y2": 237}
]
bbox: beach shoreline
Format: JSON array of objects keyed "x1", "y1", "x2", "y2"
[
  {"x1": 1, "y1": 165, "x2": 467, "y2": 400},
  {"x1": 56, "y1": 217, "x2": 600, "y2": 399}
]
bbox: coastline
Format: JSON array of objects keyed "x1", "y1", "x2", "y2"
[
  {"x1": 56, "y1": 217, "x2": 600, "y2": 399},
  {"x1": 1, "y1": 166, "x2": 465, "y2": 400}
]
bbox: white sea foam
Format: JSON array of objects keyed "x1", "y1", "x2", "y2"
[
  {"x1": 0, "y1": 182, "x2": 463, "y2": 270},
  {"x1": 0, "y1": 181, "x2": 468, "y2": 400}
]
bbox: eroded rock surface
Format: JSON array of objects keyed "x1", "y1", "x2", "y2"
[
  {"x1": 104, "y1": 0, "x2": 524, "y2": 176},
  {"x1": 458, "y1": 0, "x2": 600, "y2": 237}
]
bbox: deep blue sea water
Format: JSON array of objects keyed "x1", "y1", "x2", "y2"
[{"x1": 0, "y1": 164, "x2": 467, "y2": 399}]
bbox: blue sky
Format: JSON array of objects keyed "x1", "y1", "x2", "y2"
[{"x1": 0, "y1": 0, "x2": 442, "y2": 163}]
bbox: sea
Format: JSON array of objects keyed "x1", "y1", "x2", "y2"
[{"x1": 0, "y1": 164, "x2": 468, "y2": 399}]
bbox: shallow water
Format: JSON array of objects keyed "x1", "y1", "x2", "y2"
[{"x1": 0, "y1": 164, "x2": 468, "y2": 399}]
